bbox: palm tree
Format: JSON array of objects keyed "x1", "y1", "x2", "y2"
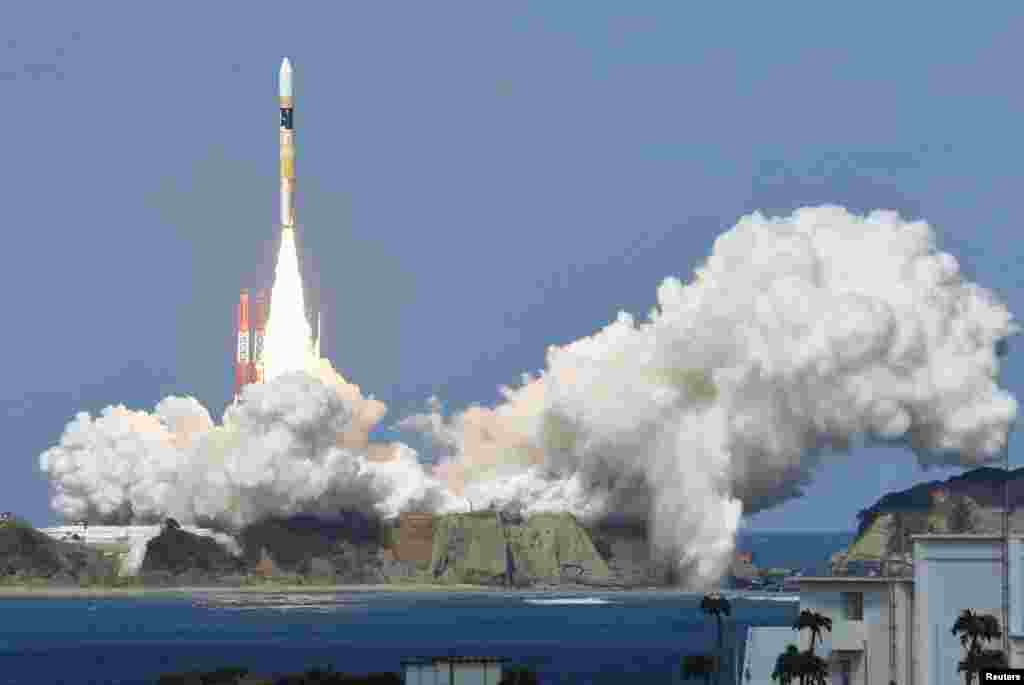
[
  {"x1": 792, "y1": 609, "x2": 832, "y2": 653},
  {"x1": 700, "y1": 593, "x2": 732, "y2": 684},
  {"x1": 771, "y1": 644, "x2": 801, "y2": 685},
  {"x1": 958, "y1": 649, "x2": 1007, "y2": 684},
  {"x1": 773, "y1": 610, "x2": 833, "y2": 685},
  {"x1": 771, "y1": 645, "x2": 829, "y2": 685},
  {"x1": 952, "y1": 610, "x2": 1004, "y2": 685},
  {"x1": 500, "y1": 666, "x2": 540, "y2": 685},
  {"x1": 682, "y1": 654, "x2": 718, "y2": 683}
]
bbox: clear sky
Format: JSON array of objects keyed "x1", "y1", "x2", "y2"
[{"x1": 4, "y1": 3, "x2": 1023, "y2": 530}]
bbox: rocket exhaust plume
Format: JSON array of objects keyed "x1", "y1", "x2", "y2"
[
  {"x1": 262, "y1": 228, "x2": 315, "y2": 380},
  {"x1": 398, "y1": 207, "x2": 1018, "y2": 584},
  {"x1": 33, "y1": 70, "x2": 1019, "y2": 587}
]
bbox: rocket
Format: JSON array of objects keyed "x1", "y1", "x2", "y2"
[
  {"x1": 279, "y1": 58, "x2": 295, "y2": 230},
  {"x1": 234, "y1": 289, "x2": 251, "y2": 400},
  {"x1": 252, "y1": 289, "x2": 267, "y2": 383}
]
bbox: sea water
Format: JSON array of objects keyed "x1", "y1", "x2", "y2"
[
  {"x1": 0, "y1": 591, "x2": 799, "y2": 684},
  {"x1": 0, "y1": 531, "x2": 849, "y2": 684}
]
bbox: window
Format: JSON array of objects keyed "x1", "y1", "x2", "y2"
[{"x1": 842, "y1": 592, "x2": 864, "y2": 620}]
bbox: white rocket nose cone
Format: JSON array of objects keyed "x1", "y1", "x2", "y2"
[{"x1": 279, "y1": 58, "x2": 293, "y2": 97}]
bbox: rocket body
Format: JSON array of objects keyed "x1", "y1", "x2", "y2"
[{"x1": 279, "y1": 58, "x2": 295, "y2": 229}]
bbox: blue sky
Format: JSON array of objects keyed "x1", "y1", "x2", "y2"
[{"x1": 4, "y1": 3, "x2": 1023, "y2": 530}]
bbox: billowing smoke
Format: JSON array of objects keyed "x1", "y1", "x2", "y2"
[
  {"x1": 39, "y1": 206, "x2": 1017, "y2": 587},
  {"x1": 399, "y1": 206, "x2": 1017, "y2": 584},
  {"x1": 40, "y1": 368, "x2": 457, "y2": 530}
]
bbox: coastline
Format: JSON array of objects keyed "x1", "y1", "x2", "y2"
[{"x1": 0, "y1": 582, "x2": 671, "y2": 599}]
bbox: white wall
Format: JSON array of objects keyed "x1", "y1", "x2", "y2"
[
  {"x1": 403, "y1": 661, "x2": 504, "y2": 685},
  {"x1": 404, "y1": 663, "x2": 440, "y2": 685},
  {"x1": 913, "y1": 537, "x2": 1024, "y2": 685},
  {"x1": 798, "y1": 581, "x2": 913, "y2": 685}
]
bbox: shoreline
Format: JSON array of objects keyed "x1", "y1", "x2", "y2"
[{"x1": 0, "y1": 583, "x2": 683, "y2": 599}]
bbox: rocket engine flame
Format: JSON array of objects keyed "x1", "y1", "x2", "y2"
[{"x1": 262, "y1": 227, "x2": 316, "y2": 380}]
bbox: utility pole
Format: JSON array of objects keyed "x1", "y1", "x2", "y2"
[{"x1": 1003, "y1": 431, "x2": 1012, "y2": 657}]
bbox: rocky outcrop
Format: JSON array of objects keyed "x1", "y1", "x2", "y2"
[
  {"x1": 836, "y1": 466, "x2": 1017, "y2": 573},
  {"x1": 428, "y1": 511, "x2": 616, "y2": 587},
  {"x1": 237, "y1": 515, "x2": 386, "y2": 583},
  {"x1": 2, "y1": 511, "x2": 670, "y2": 588},
  {"x1": 507, "y1": 512, "x2": 611, "y2": 585},
  {"x1": 431, "y1": 511, "x2": 509, "y2": 585},
  {"x1": 140, "y1": 523, "x2": 245, "y2": 582}
]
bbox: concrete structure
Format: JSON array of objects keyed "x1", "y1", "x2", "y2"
[
  {"x1": 796, "y1": 576, "x2": 914, "y2": 685},
  {"x1": 740, "y1": 627, "x2": 800, "y2": 684},
  {"x1": 401, "y1": 656, "x2": 506, "y2": 685},
  {"x1": 39, "y1": 524, "x2": 229, "y2": 555},
  {"x1": 913, "y1": 534, "x2": 1024, "y2": 685},
  {"x1": 396, "y1": 512, "x2": 435, "y2": 564}
]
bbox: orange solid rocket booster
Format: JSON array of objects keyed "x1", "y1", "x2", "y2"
[
  {"x1": 252, "y1": 289, "x2": 267, "y2": 383},
  {"x1": 234, "y1": 289, "x2": 251, "y2": 400}
]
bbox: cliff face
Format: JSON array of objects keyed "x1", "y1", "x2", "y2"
[
  {"x1": 427, "y1": 511, "x2": 613, "y2": 586},
  {"x1": 838, "y1": 466, "x2": 1016, "y2": 570},
  {"x1": 507, "y1": 512, "x2": 611, "y2": 584},
  {"x1": 431, "y1": 511, "x2": 509, "y2": 585}
]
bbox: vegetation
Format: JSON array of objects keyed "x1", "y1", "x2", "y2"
[
  {"x1": 771, "y1": 610, "x2": 831, "y2": 685},
  {"x1": 680, "y1": 594, "x2": 733, "y2": 683},
  {"x1": 499, "y1": 666, "x2": 541, "y2": 684},
  {"x1": 141, "y1": 526, "x2": 244, "y2": 577},
  {"x1": 0, "y1": 517, "x2": 117, "y2": 584},
  {"x1": 792, "y1": 609, "x2": 831, "y2": 652},
  {"x1": 154, "y1": 665, "x2": 539, "y2": 685},
  {"x1": 952, "y1": 609, "x2": 1006, "y2": 685},
  {"x1": 681, "y1": 654, "x2": 719, "y2": 683},
  {"x1": 273, "y1": 668, "x2": 401, "y2": 684}
]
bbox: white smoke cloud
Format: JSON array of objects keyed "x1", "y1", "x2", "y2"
[
  {"x1": 40, "y1": 371, "x2": 454, "y2": 530},
  {"x1": 399, "y1": 206, "x2": 1018, "y2": 585},
  {"x1": 39, "y1": 206, "x2": 1018, "y2": 587}
]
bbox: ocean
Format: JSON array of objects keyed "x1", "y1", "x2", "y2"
[{"x1": 0, "y1": 530, "x2": 853, "y2": 685}]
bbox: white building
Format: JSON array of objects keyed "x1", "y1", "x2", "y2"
[
  {"x1": 39, "y1": 524, "x2": 241, "y2": 575},
  {"x1": 770, "y1": 534, "x2": 1024, "y2": 685},
  {"x1": 740, "y1": 626, "x2": 801, "y2": 684},
  {"x1": 795, "y1": 576, "x2": 914, "y2": 685},
  {"x1": 401, "y1": 656, "x2": 507, "y2": 685},
  {"x1": 913, "y1": 534, "x2": 1024, "y2": 685}
]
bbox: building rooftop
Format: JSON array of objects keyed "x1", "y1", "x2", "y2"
[
  {"x1": 401, "y1": 656, "x2": 509, "y2": 665},
  {"x1": 798, "y1": 576, "x2": 914, "y2": 584},
  {"x1": 911, "y1": 534, "x2": 1019, "y2": 541}
]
